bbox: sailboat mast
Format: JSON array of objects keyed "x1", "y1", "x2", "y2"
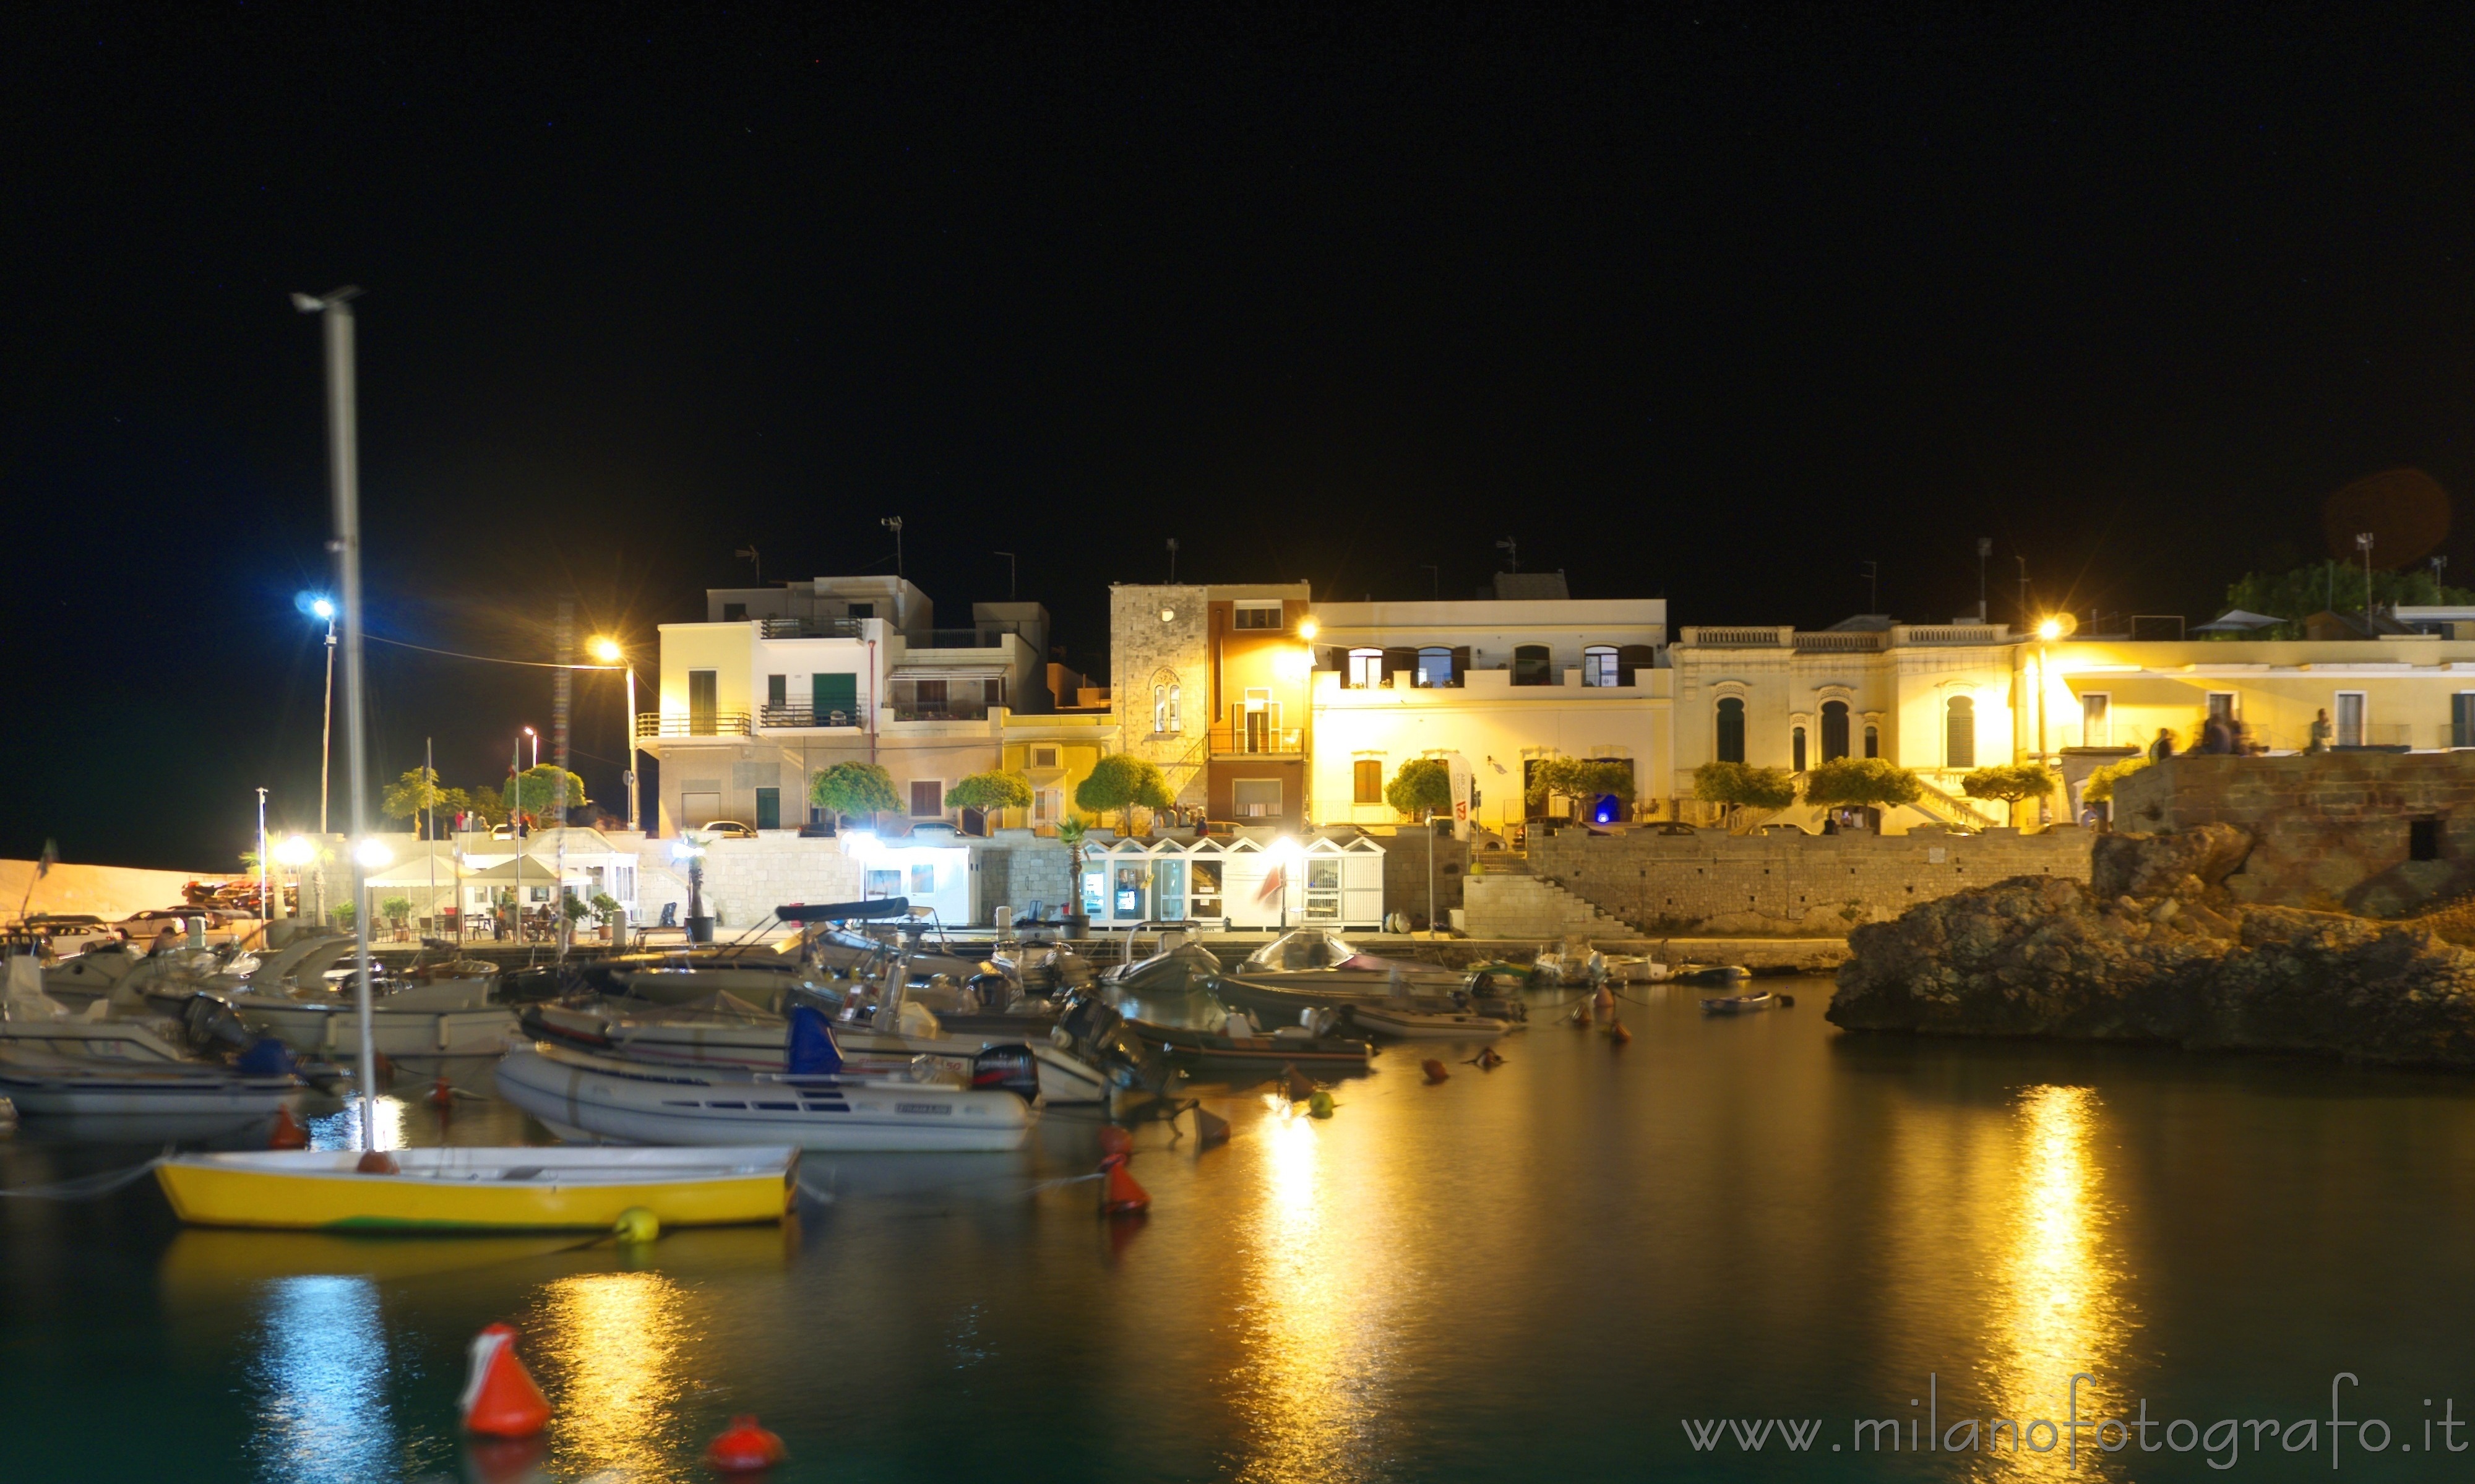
[{"x1": 301, "y1": 285, "x2": 381, "y2": 1152}]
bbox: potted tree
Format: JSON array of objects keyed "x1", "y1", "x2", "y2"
[
  {"x1": 379, "y1": 894, "x2": 413, "y2": 942},
  {"x1": 589, "y1": 891, "x2": 624, "y2": 943}
]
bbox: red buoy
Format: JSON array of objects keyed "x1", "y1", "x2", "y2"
[
  {"x1": 1190, "y1": 1104, "x2": 1231, "y2": 1148},
  {"x1": 268, "y1": 1107, "x2": 309, "y2": 1149},
  {"x1": 1096, "y1": 1125, "x2": 1134, "y2": 1159},
  {"x1": 458, "y1": 1323, "x2": 551, "y2": 1438},
  {"x1": 1282, "y1": 1064, "x2": 1316, "y2": 1102},
  {"x1": 356, "y1": 1149, "x2": 401, "y2": 1174},
  {"x1": 1098, "y1": 1151, "x2": 1150, "y2": 1216},
  {"x1": 1421, "y1": 1058, "x2": 1450, "y2": 1083},
  {"x1": 429, "y1": 1077, "x2": 454, "y2": 1111},
  {"x1": 1608, "y1": 1019, "x2": 1632, "y2": 1047},
  {"x1": 705, "y1": 1414, "x2": 788, "y2": 1472}
]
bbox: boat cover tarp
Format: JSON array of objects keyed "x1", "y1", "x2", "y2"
[{"x1": 777, "y1": 898, "x2": 912, "y2": 922}]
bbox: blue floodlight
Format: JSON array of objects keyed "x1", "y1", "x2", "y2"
[{"x1": 295, "y1": 591, "x2": 336, "y2": 619}]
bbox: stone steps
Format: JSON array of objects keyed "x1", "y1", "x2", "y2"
[{"x1": 1460, "y1": 872, "x2": 1627, "y2": 940}]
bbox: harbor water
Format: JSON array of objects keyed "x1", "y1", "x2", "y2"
[{"x1": 7, "y1": 979, "x2": 2475, "y2": 1482}]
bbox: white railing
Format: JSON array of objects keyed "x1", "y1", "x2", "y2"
[
  {"x1": 1682, "y1": 626, "x2": 1791, "y2": 648},
  {"x1": 1894, "y1": 625, "x2": 2011, "y2": 645},
  {"x1": 1794, "y1": 632, "x2": 1886, "y2": 652}
]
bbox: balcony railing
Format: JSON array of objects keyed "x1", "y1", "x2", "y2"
[
  {"x1": 915, "y1": 626, "x2": 1023, "y2": 650},
  {"x1": 759, "y1": 704, "x2": 858, "y2": 729},
  {"x1": 760, "y1": 617, "x2": 863, "y2": 640},
  {"x1": 1895, "y1": 624, "x2": 2010, "y2": 645},
  {"x1": 1794, "y1": 632, "x2": 1886, "y2": 652},
  {"x1": 1210, "y1": 726, "x2": 1304, "y2": 756},
  {"x1": 1682, "y1": 626, "x2": 1791, "y2": 648},
  {"x1": 637, "y1": 712, "x2": 752, "y2": 739},
  {"x1": 891, "y1": 703, "x2": 995, "y2": 723}
]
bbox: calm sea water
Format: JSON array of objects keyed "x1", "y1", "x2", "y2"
[{"x1": 7, "y1": 980, "x2": 2475, "y2": 1483}]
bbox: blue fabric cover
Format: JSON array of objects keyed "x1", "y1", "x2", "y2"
[
  {"x1": 785, "y1": 1005, "x2": 842, "y2": 1076},
  {"x1": 235, "y1": 1037, "x2": 295, "y2": 1076}
]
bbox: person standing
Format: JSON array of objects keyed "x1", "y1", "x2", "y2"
[
  {"x1": 2149, "y1": 726, "x2": 2177, "y2": 761},
  {"x1": 2307, "y1": 708, "x2": 2333, "y2": 754}
]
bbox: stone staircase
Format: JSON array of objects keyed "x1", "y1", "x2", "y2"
[{"x1": 1461, "y1": 869, "x2": 1629, "y2": 940}]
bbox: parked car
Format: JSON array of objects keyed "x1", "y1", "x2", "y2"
[
  {"x1": 10, "y1": 914, "x2": 122, "y2": 954},
  {"x1": 700, "y1": 820, "x2": 759, "y2": 839},
  {"x1": 116, "y1": 907, "x2": 237, "y2": 936}
]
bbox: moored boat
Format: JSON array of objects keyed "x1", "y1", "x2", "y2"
[
  {"x1": 0, "y1": 1047, "x2": 300, "y2": 1116},
  {"x1": 1344, "y1": 1003, "x2": 1513, "y2": 1040},
  {"x1": 1126, "y1": 1008, "x2": 1374, "y2": 1076},
  {"x1": 1699, "y1": 989, "x2": 1774, "y2": 1014},
  {"x1": 155, "y1": 1144, "x2": 798, "y2": 1230}
]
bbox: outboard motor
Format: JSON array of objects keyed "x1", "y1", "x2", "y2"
[
  {"x1": 964, "y1": 972, "x2": 1013, "y2": 1011},
  {"x1": 1301, "y1": 1006, "x2": 1340, "y2": 1038},
  {"x1": 785, "y1": 1005, "x2": 843, "y2": 1076},
  {"x1": 179, "y1": 992, "x2": 256, "y2": 1055},
  {"x1": 1055, "y1": 992, "x2": 1123, "y2": 1053},
  {"x1": 970, "y1": 1044, "x2": 1043, "y2": 1102}
]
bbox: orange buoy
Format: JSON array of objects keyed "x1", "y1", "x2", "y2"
[
  {"x1": 371, "y1": 1051, "x2": 395, "y2": 1085},
  {"x1": 1591, "y1": 984, "x2": 1615, "y2": 1016},
  {"x1": 1096, "y1": 1125, "x2": 1134, "y2": 1159},
  {"x1": 1469, "y1": 1047, "x2": 1505, "y2": 1071},
  {"x1": 1608, "y1": 1019, "x2": 1632, "y2": 1046},
  {"x1": 1190, "y1": 1104, "x2": 1231, "y2": 1148},
  {"x1": 458, "y1": 1323, "x2": 552, "y2": 1438},
  {"x1": 429, "y1": 1077, "x2": 454, "y2": 1110},
  {"x1": 1281, "y1": 1064, "x2": 1316, "y2": 1102},
  {"x1": 704, "y1": 1414, "x2": 788, "y2": 1472},
  {"x1": 1421, "y1": 1058, "x2": 1450, "y2": 1083},
  {"x1": 356, "y1": 1149, "x2": 401, "y2": 1174},
  {"x1": 268, "y1": 1107, "x2": 309, "y2": 1149},
  {"x1": 1098, "y1": 1151, "x2": 1151, "y2": 1216}
]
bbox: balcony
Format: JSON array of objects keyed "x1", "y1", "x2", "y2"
[
  {"x1": 916, "y1": 626, "x2": 1023, "y2": 650},
  {"x1": 760, "y1": 617, "x2": 863, "y2": 640},
  {"x1": 1794, "y1": 631, "x2": 1886, "y2": 653},
  {"x1": 759, "y1": 704, "x2": 858, "y2": 729},
  {"x1": 891, "y1": 702, "x2": 996, "y2": 723},
  {"x1": 1210, "y1": 724, "x2": 1304, "y2": 757},
  {"x1": 637, "y1": 712, "x2": 752, "y2": 740}
]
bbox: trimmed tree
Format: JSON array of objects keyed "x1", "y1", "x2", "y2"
[
  {"x1": 1075, "y1": 753, "x2": 1175, "y2": 834},
  {"x1": 506, "y1": 766, "x2": 590, "y2": 829},
  {"x1": 2081, "y1": 756, "x2": 2151, "y2": 804},
  {"x1": 808, "y1": 761, "x2": 900, "y2": 826},
  {"x1": 1691, "y1": 761, "x2": 1799, "y2": 831},
  {"x1": 1962, "y1": 763, "x2": 2062, "y2": 825},
  {"x1": 1385, "y1": 758, "x2": 1453, "y2": 821},
  {"x1": 1528, "y1": 757, "x2": 1637, "y2": 823},
  {"x1": 1802, "y1": 757, "x2": 1922, "y2": 814},
  {"x1": 945, "y1": 771, "x2": 1035, "y2": 815},
  {"x1": 381, "y1": 767, "x2": 448, "y2": 837}
]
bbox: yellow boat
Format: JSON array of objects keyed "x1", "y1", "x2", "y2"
[{"x1": 154, "y1": 1145, "x2": 798, "y2": 1231}]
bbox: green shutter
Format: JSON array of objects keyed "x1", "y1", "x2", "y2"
[{"x1": 812, "y1": 672, "x2": 858, "y2": 721}]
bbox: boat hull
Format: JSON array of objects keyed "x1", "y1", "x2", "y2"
[
  {"x1": 155, "y1": 1146, "x2": 797, "y2": 1230},
  {"x1": 1126, "y1": 1018, "x2": 1373, "y2": 1074},
  {"x1": 0, "y1": 1066, "x2": 298, "y2": 1116},
  {"x1": 231, "y1": 1000, "x2": 517, "y2": 1057},
  {"x1": 494, "y1": 1046, "x2": 1035, "y2": 1152},
  {"x1": 1345, "y1": 1005, "x2": 1512, "y2": 1040}
]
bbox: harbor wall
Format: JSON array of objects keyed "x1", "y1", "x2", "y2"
[
  {"x1": 0, "y1": 859, "x2": 217, "y2": 922},
  {"x1": 2110, "y1": 751, "x2": 2475, "y2": 917},
  {"x1": 1525, "y1": 826, "x2": 2093, "y2": 935}
]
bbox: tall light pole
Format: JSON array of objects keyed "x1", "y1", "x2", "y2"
[
  {"x1": 589, "y1": 635, "x2": 639, "y2": 833},
  {"x1": 300, "y1": 594, "x2": 337, "y2": 832},
  {"x1": 881, "y1": 516, "x2": 905, "y2": 579},
  {"x1": 292, "y1": 283, "x2": 381, "y2": 1152},
  {"x1": 255, "y1": 787, "x2": 270, "y2": 922},
  {"x1": 2357, "y1": 531, "x2": 2377, "y2": 619}
]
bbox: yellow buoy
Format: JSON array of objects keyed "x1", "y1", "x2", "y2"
[
  {"x1": 1307, "y1": 1089, "x2": 1335, "y2": 1118},
  {"x1": 612, "y1": 1206, "x2": 660, "y2": 1243}
]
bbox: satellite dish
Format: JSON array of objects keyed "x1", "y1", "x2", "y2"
[{"x1": 2324, "y1": 468, "x2": 2450, "y2": 567}]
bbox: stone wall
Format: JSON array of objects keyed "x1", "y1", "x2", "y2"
[
  {"x1": 1375, "y1": 828, "x2": 1467, "y2": 929},
  {"x1": 1526, "y1": 826, "x2": 2093, "y2": 935},
  {"x1": 975, "y1": 831, "x2": 1077, "y2": 923},
  {"x1": 2109, "y1": 752, "x2": 2475, "y2": 916}
]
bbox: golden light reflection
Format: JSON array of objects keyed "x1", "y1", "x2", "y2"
[
  {"x1": 1976, "y1": 1084, "x2": 2134, "y2": 1480},
  {"x1": 536, "y1": 1271, "x2": 691, "y2": 1482},
  {"x1": 1228, "y1": 1097, "x2": 1385, "y2": 1484}
]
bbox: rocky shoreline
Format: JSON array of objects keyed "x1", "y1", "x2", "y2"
[{"x1": 1827, "y1": 825, "x2": 2475, "y2": 1067}]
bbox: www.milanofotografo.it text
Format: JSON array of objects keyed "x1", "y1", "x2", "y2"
[{"x1": 1681, "y1": 1375, "x2": 2469, "y2": 1469}]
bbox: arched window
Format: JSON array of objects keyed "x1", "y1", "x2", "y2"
[
  {"x1": 1946, "y1": 695, "x2": 1976, "y2": 768},
  {"x1": 1716, "y1": 697, "x2": 1745, "y2": 763},
  {"x1": 1153, "y1": 684, "x2": 1166, "y2": 734},
  {"x1": 1512, "y1": 645, "x2": 1554, "y2": 686},
  {"x1": 1168, "y1": 684, "x2": 1180, "y2": 733},
  {"x1": 1793, "y1": 726, "x2": 1808, "y2": 773},
  {"x1": 1863, "y1": 724, "x2": 1880, "y2": 759},
  {"x1": 1347, "y1": 648, "x2": 1383, "y2": 688},
  {"x1": 1417, "y1": 647, "x2": 1457, "y2": 688},
  {"x1": 1149, "y1": 669, "x2": 1182, "y2": 735},
  {"x1": 1582, "y1": 646, "x2": 1619, "y2": 687},
  {"x1": 1820, "y1": 699, "x2": 1850, "y2": 762}
]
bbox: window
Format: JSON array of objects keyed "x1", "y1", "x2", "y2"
[
  {"x1": 915, "y1": 678, "x2": 949, "y2": 711},
  {"x1": 910, "y1": 779, "x2": 944, "y2": 817},
  {"x1": 1153, "y1": 685, "x2": 1168, "y2": 734},
  {"x1": 1168, "y1": 684, "x2": 1180, "y2": 733},
  {"x1": 721, "y1": 603, "x2": 748, "y2": 622},
  {"x1": 871, "y1": 868, "x2": 903, "y2": 900},
  {"x1": 2336, "y1": 692, "x2": 2366, "y2": 748},
  {"x1": 1233, "y1": 602, "x2": 1283, "y2": 630},
  {"x1": 754, "y1": 787, "x2": 780, "y2": 831},
  {"x1": 1512, "y1": 645, "x2": 1554, "y2": 686},
  {"x1": 846, "y1": 603, "x2": 874, "y2": 620},
  {"x1": 766, "y1": 674, "x2": 787, "y2": 707},
  {"x1": 1150, "y1": 672, "x2": 1181, "y2": 734},
  {"x1": 1617, "y1": 645, "x2": 1656, "y2": 685},
  {"x1": 2456, "y1": 694, "x2": 2475, "y2": 749},
  {"x1": 2412, "y1": 817, "x2": 2445, "y2": 862},
  {"x1": 1190, "y1": 860, "x2": 1224, "y2": 918},
  {"x1": 1305, "y1": 859, "x2": 1342, "y2": 921},
  {"x1": 1348, "y1": 648, "x2": 1384, "y2": 688},
  {"x1": 1242, "y1": 688, "x2": 1278, "y2": 752},
  {"x1": 1864, "y1": 724, "x2": 1880, "y2": 759},
  {"x1": 1353, "y1": 759, "x2": 1384, "y2": 804},
  {"x1": 1034, "y1": 787, "x2": 1059, "y2": 823},
  {"x1": 2206, "y1": 692, "x2": 2238, "y2": 723},
  {"x1": 1716, "y1": 697, "x2": 1746, "y2": 763},
  {"x1": 1792, "y1": 726, "x2": 1808, "y2": 773},
  {"x1": 688, "y1": 670, "x2": 718, "y2": 734},
  {"x1": 1153, "y1": 859, "x2": 1186, "y2": 920},
  {"x1": 911, "y1": 863, "x2": 937, "y2": 896},
  {"x1": 1820, "y1": 700, "x2": 1850, "y2": 763},
  {"x1": 2081, "y1": 692, "x2": 2111, "y2": 747},
  {"x1": 1946, "y1": 695, "x2": 1976, "y2": 769},
  {"x1": 1416, "y1": 647, "x2": 1457, "y2": 688},
  {"x1": 1234, "y1": 779, "x2": 1283, "y2": 818},
  {"x1": 1583, "y1": 646, "x2": 1619, "y2": 687},
  {"x1": 1031, "y1": 745, "x2": 1060, "y2": 769}
]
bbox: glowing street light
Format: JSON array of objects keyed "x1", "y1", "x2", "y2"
[
  {"x1": 297, "y1": 591, "x2": 338, "y2": 832},
  {"x1": 1297, "y1": 617, "x2": 1319, "y2": 641},
  {"x1": 275, "y1": 834, "x2": 316, "y2": 867},
  {"x1": 354, "y1": 838, "x2": 393, "y2": 869},
  {"x1": 589, "y1": 635, "x2": 642, "y2": 833}
]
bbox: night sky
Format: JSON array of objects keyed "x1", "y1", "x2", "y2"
[{"x1": 9, "y1": 6, "x2": 2475, "y2": 870}]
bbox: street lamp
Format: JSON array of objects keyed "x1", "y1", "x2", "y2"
[
  {"x1": 523, "y1": 726, "x2": 539, "y2": 770},
  {"x1": 298, "y1": 592, "x2": 337, "y2": 832},
  {"x1": 275, "y1": 833, "x2": 316, "y2": 924},
  {"x1": 2032, "y1": 612, "x2": 2078, "y2": 827},
  {"x1": 588, "y1": 635, "x2": 641, "y2": 833}
]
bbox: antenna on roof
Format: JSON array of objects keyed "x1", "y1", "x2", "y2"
[
  {"x1": 734, "y1": 545, "x2": 761, "y2": 585},
  {"x1": 1494, "y1": 536, "x2": 1518, "y2": 573}
]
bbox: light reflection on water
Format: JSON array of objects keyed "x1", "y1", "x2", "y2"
[
  {"x1": 1976, "y1": 1084, "x2": 2134, "y2": 1481},
  {"x1": 309, "y1": 1094, "x2": 407, "y2": 1152},
  {"x1": 246, "y1": 1276, "x2": 395, "y2": 1484},
  {"x1": 534, "y1": 1269, "x2": 692, "y2": 1482}
]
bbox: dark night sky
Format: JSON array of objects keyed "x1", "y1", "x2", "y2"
[{"x1": 7, "y1": 4, "x2": 2475, "y2": 869}]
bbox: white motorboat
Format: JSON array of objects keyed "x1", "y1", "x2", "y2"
[
  {"x1": 521, "y1": 993, "x2": 1109, "y2": 1104},
  {"x1": 494, "y1": 1031, "x2": 1040, "y2": 1152},
  {"x1": 0, "y1": 1045, "x2": 301, "y2": 1116},
  {"x1": 222, "y1": 987, "x2": 516, "y2": 1058},
  {"x1": 1345, "y1": 1003, "x2": 1514, "y2": 1040}
]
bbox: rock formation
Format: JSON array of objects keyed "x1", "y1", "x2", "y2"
[{"x1": 1829, "y1": 828, "x2": 2475, "y2": 1066}]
